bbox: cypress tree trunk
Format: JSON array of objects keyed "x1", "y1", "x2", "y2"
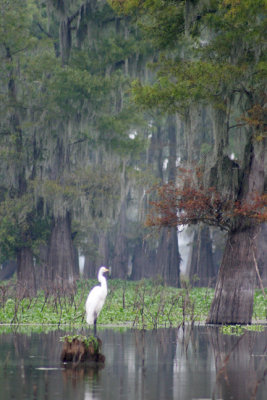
[
  {"x1": 112, "y1": 201, "x2": 129, "y2": 279},
  {"x1": 83, "y1": 232, "x2": 108, "y2": 278},
  {"x1": 5, "y1": 44, "x2": 37, "y2": 293},
  {"x1": 207, "y1": 138, "x2": 266, "y2": 324},
  {"x1": 156, "y1": 227, "x2": 181, "y2": 287},
  {"x1": 83, "y1": 254, "x2": 97, "y2": 279},
  {"x1": 207, "y1": 227, "x2": 257, "y2": 324},
  {"x1": 187, "y1": 225, "x2": 217, "y2": 287},
  {"x1": 83, "y1": 232, "x2": 98, "y2": 279},
  {"x1": 17, "y1": 248, "x2": 36, "y2": 296},
  {"x1": 47, "y1": 212, "x2": 78, "y2": 288},
  {"x1": 162, "y1": 115, "x2": 181, "y2": 286},
  {"x1": 154, "y1": 116, "x2": 181, "y2": 286},
  {"x1": 131, "y1": 239, "x2": 157, "y2": 280},
  {"x1": 35, "y1": 244, "x2": 49, "y2": 290}
]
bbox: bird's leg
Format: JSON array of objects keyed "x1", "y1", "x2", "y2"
[{"x1": 94, "y1": 319, "x2": 97, "y2": 337}]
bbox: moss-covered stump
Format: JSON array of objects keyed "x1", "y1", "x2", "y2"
[{"x1": 60, "y1": 335, "x2": 105, "y2": 364}]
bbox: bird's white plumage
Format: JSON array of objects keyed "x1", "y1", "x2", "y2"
[{"x1": 85, "y1": 266, "x2": 109, "y2": 326}]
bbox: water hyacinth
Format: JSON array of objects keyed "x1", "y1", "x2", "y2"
[{"x1": 0, "y1": 279, "x2": 266, "y2": 330}]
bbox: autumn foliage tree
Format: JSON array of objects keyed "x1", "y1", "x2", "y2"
[
  {"x1": 147, "y1": 168, "x2": 267, "y2": 233},
  {"x1": 111, "y1": 0, "x2": 267, "y2": 324},
  {"x1": 146, "y1": 166, "x2": 267, "y2": 324}
]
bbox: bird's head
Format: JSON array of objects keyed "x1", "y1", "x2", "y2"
[
  {"x1": 98, "y1": 266, "x2": 109, "y2": 282},
  {"x1": 99, "y1": 266, "x2": 109, "y2": 275}
]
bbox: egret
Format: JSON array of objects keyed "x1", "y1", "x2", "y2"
[{"x1": 85, "y1": 266, "x2": 109, "y2": 336}]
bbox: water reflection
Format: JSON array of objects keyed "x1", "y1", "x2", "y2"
[
  {"x1": 62, "y1": 364, "x2": 103, "y2": 400},
  {"x1": 209, "y1": 327, "x2": 267, "y2": 400},
  {"x1": 0, "y1": 325, "x2": 266, "y2": 400}
]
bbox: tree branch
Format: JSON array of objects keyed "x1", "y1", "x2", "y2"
[
  {"x1": 228, "y1": 123, "x2": 246, "y2": 130},
  {"x1": 36, "y1": 22, "x2": 53, "y2": 38}
]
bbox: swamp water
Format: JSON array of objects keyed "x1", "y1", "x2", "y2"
[{"x1": 0, "y1": 325, "x2": 266, "y2": 400}]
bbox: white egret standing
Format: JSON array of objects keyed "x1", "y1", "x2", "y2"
[{"x1": 85, "y1": 266, "x2": 109, "y2": 335}]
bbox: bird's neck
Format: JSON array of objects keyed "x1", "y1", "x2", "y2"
[{"x1": 99, "y1": 275, "x2": 107, "y2": 291}]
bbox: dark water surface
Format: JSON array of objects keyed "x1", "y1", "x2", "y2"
[{"x1": 0, "y1": 325, "x2": 266, "y2": 400}]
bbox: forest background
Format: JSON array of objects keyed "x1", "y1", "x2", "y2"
[{"x1": 0, "y1": 0, "x2": 266, "y2": 325}]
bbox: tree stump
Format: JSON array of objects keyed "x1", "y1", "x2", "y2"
[{"x1": 60, "y1": 335, "x2": 105, "y2": 364}]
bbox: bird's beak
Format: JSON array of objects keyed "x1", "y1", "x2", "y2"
[{"x1": 103, "y1": 267, "x2": 109, "y2": 273}]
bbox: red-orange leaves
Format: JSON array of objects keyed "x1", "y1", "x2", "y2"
[
  {"x1": 146, "y1": 180, "x2": 267, "y2": 232},
  {"x1": 233, "y1": 195, "x2": 267, "y2": 222}
]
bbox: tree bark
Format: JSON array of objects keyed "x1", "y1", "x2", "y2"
[
  {"x1": 207, "y1": 109, "x2": 266, "y2": 324},
  {"x1": 0, "y1": 260, "x2": 17, "y2": 280},
  {"x1": 156, "y1": 227, "x2": 181, "y2": 287},
  {"x1": 47, "y1": 212, "x2": 78, "y2": 288},
  {"x1": 207, "y1": 227, "x2": 257, "y2": 324},
  {"x1": 83, "y1": 253, "x2": 97, "y2": 279},
  {"x1": 187, "y1": 225, "x2": 217, "y2": 287},
  {"x1": 17, "y1": 247, "x2": 36, "y2": 296},
  {"x1": 154, "y1": 115, "x2": 181, "y2": 287},
  {"x1": 83, "y1": 231, "x2": 109, "y2": 278},
  {"x1": 111, "y1": 201, "x2": 129, "y2": 279},
  {"x1": 35, "y1": 244, "x2": 49, "y2": 290},
  {"x1": 131, "y1": 238, "x2": 157, "y2": 280},
  {"x1": 5, "y1": 44, "x2": 36, "y2": 293}
]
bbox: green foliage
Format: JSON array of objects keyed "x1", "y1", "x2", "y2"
[
  {"x1": 0, "y1": 194, "x2": 51, "y2": 261},
  {"x1": 0, "y1": 0, "x2": 35, "y2": 54},
  {"x1": 253, "y1": 289, "x2": 267, "y2": 320},
  {"x1": 97, "y1": 106, "x2": 148, "y2": 155},
  {"x1": 131, "y1": 56, "x2": 262, "y2": 113},
  {"x1": 116, "y1": 0, "x2": 185, "y2": 49},
  {"x1": 0, "y1": 280, "x2": 265, "y2": 330},
  {"x1": 111, "y1": 0, "x2": 266, "y2": 118},
  {"x1": 0, "y1": 0, "x2": 152, "y2": 264},
  {"x1": 60, "y1": 334, "x2": 99, "y2": 350},
  {"x1": 220, "y1": 324, "x2": 265, "y2": 336},
  {"x1": 47, "y1": 66, "x2": 111, "y2": 115}
]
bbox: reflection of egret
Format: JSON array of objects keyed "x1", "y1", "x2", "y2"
[{"x1": 86, "y1": 266, "x2": 109, "y2": 335}]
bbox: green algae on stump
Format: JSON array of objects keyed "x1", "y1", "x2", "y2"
[{"x1": 60, "y1": 335, "x2": 105, "y2": 363}]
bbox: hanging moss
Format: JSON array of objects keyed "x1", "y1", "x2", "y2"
[
  {"x1": 76, "y1": 3, "x2": 90, "y2": 46},
  {"x1": 48, "y1": 0, "x2": 66, "y2": 15}
]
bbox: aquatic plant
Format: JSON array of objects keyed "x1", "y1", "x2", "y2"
[
  {"x1": 0, "y1": 279, "x2": 265, "y2": 330},
  {"x1": 60, "y1": 334, "x2": 99, "y2": 351},
  {"x1": 220, "y1": 324, "x2": 265, "y2": 336}
]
